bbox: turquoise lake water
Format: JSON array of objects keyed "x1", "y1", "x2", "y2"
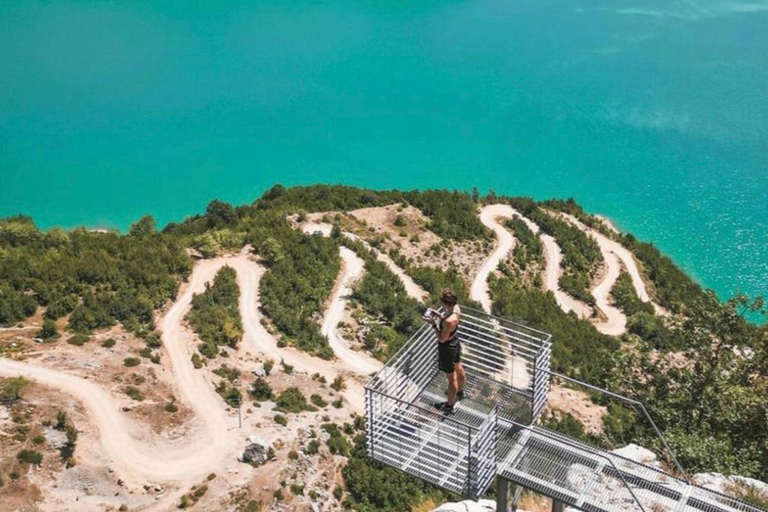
[{"x1": 1, "y1": 0, "x2": 766, "y2": 305}]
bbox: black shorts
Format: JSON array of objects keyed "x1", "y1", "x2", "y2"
[{"x1": 438, "y1": 341, "x2": 462, "y2": 373}]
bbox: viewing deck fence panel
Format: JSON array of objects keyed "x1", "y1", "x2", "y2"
[{"x1": 366, "y1": 307, "x2": 552, "y2": 499}]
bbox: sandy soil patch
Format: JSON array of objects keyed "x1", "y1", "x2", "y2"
[{"x1": 546, "y1": 386, "x2": 607, "y2": 436}]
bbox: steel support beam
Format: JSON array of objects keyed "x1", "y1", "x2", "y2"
[
  {"x1": 496, "y1": 478, "x2": 509, "y2": 512},
  {"x1": 552, "y1": 499, "x2": 564, "y2": 512}
]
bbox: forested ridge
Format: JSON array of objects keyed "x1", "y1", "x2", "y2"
[{"x1": 2, "y1": 184, "x2": 767, "y2": 507}]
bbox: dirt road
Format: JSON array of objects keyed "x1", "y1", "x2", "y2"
[
  {"x1": 559, "y1": 212, "x2": 666, "y2": 317},
  {"x1": 477, "y1": 205, "x2": 592, "y2": 319},
  {"x1": 472, "y1": 204, "x2": 518, "y2": 313},
  {"x1": 321, "y1": 247, "x2": 383, "y2": 376}
]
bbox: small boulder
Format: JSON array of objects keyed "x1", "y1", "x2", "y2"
[
  {"x1": 611, "y1": 444, "x2": 658, "y2": 466},
  {"x1": 240, "y1": 436, "x2": 272, "y2": 465},
  {"x1": 252, "y1": 364, "x2": 267, "y2": 378},
  {"x1": 45, "y1": 428, "x2": 69, "y2": 450}
]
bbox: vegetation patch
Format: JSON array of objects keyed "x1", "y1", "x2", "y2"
[
  {"x1": 274, "y1": 388, "x2": 316, "y2": 413},
  {"x1": 187, "y1": 266, "x2": 243, "y2": 358},
  {"x1": 506, "y1": 216, "x2": 543, "y2": 272}
]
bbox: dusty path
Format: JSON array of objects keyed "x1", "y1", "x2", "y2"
[
  {"x1": 478, "y1": 205, "x2": 592, "y2": 319},
  {"x1": 302, "y1": 222, "x2": 427, "y2": 302},
  {"x1": 321, "y1": 247, "x2": 382, "y2": 376},
  {"x1": 558, "y1": 213, "x2": 666, "y2": 316},
  {"x1": 0, "y1": 257, "x2": 246, "y2": 486},
  {"x1": 0, "y1": 250, "x2": 372, "y2": 498},
  {"x1": 589, "y1": 251, "x2": 626, "y2": 336},
  {"x1": 472, "y1": 204, "x2": 518, "y2": 313},
  {"x1": 211, "y1": 255, "x2": 369, "y2": 412}
]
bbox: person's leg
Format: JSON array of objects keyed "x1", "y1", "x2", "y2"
[
  {"x1": 455, "y1": 362, "x2": 466, "y2": 394},
  {"x1": 446, "y1": 370, "x2": 458, "y2": 406}
]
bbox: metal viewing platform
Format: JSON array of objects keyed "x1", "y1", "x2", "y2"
[{"x1": 364, "y1": 308, "x2": 766, "y2": 512}]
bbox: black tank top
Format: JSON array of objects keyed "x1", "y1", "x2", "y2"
[{"x1": 438, "y1": 312, "x2": 460, "y2": 348}]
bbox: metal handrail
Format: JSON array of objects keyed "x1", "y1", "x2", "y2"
[
  {"x1": 547, "y1": 370, "x2": 689, "y2": 483},
  {"x1": 505, "y1": 418, "x2": 648, "y2": 512}
]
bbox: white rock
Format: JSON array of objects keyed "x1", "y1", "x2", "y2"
[
  {"x1": 611, "y1": 444, "x2": 658, "y2": 465},
  {"x1": 240, "y1": 437, "x2": 272, "y2": 464},
  {"x1": 694, "y1": 472, "x2": 768, "y2": 496},
  {"x1": 252, "y1": 364, "x2": 267, "y2": 378},
  {"x1": 44, "y1": 428, "x2": 68, "y2": 450}
]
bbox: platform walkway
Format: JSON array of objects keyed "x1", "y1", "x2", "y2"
[{"x1": 365, "y1": 308, "x2": 766, "y2": 512}]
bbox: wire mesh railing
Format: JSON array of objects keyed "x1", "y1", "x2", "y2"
[{"x1": 366, "y1": 387, "x2": 478, "y2": 496}]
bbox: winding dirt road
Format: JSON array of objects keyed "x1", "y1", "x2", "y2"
[
  {"x1": 472, "y1": 205, "x2": 518, "y2": 313},
  {"x1": 0, "y1": 257, "x2": 245, "y2": 486},
  {"x1": 0, "y1": 249, "x2": 371, "y2": 495},
  {"x1": 302, "y1": 222, "x2": 427, "y2": 302},
  {"x1": 558, "y1": 212, "x2": 666, "y2": 317},
  {"x1": 475, "y1": 205, "x2": 592, "y2": 319},
  {"x1": 321, "y1": 247, "x2": 382, "y2": 376}
]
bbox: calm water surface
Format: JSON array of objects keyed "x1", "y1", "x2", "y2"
[{"x1": 1, "y1": 0, "x2": 766, "y2": 305}]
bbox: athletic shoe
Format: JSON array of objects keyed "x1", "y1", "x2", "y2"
[{"x1": 457, "y1": 391, "x2": 465, "y2": 401}]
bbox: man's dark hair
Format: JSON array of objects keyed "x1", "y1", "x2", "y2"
[{"x1": 440, "y1": 288, "x2": 458, "y2": 306}]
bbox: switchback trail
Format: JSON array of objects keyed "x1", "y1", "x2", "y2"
[
  {"x1": 475, "y1": 205, "x2": 592, "y2": 319},
  {"x1": 321, "y1": 246, "x2": 382, "y2": 376},
  {"x1": 558, "y1": 212, "x2": 666, "y2": 317},
  {"x1": 0, "y1": 249, "x2": 370, "y2": 493},
  {"x1": 472, "y1": 204, "x2": 518, "y2": 313},
  {"x1": 302, "y1": 222, "x2": 427, "y2": 302}
]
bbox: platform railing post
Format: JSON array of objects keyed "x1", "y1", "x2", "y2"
[
  {"x1": 551, "y1": 499, "x2": 564, "y2": 512},
  {"x1": 496, "y1": 478, "x2": 509, "y2": 512},
  {"x1": 467, "y1": 427, "x2": 473, "y2": 498}
]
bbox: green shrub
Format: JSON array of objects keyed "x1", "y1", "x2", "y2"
[
  {"x1": 38, "y1": 318, "x2": 60, "y2": 340},
  {"x1": 290, "y1": 483, "x2": 305, "y2": 496},
  {"x1": 288, "y1": 450, "x2": 299, "y2": 460},
  {"x1": 305, "y1": 439, "x2": 320, "y2": 455},
  {"x1": 123, "y1": 357, "x2": 140, "y2": 367},
  {"x1": 215, "y1": 381, "x2": 241, "y2": 408},
  {"x1": 213, "y1": 365, "x2": 240, "y2": 383},
  {"x1": 250, "y1": 378, "x2": 274, "y2": 402},
  {"x1": 0, "y1": 376, "x2": 29, "y2": 401},
  {"x1": 274, "y1": 414, "x2": 288, "y2": 427},
  {"x1": 17, "y1": 449, "x2": 43, "y2": 465},
  {"x1": 67, "y1": 333, "x2": 90, "y2": 346},
  {"x1": 101, "y1": 338, "x2": 116, "y2": 348},
  {"x1": 322, "y1": 423, "x2": 350, "y2": 456},
  {"x1": 165, "y1": 402, "x2": 179, "y2": 413},
  {"x1": 310, "y1": 394, "x2": 328, "y2": 408},
  {"x1": 191, "y1": 353, "x2": 203, "y2": 369},
  {"x1": 124, "y1": 386, "x2": 144, "y2": 401},
  {"x1": 32, "y1": 435, "x2": 45, "y2": 446},
  {"x1": 263, "y1": 360, "x2": 273, "y2": 375},
  {"x1": 275, "y1": 388, "x2": 315, "y2": 413}
]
